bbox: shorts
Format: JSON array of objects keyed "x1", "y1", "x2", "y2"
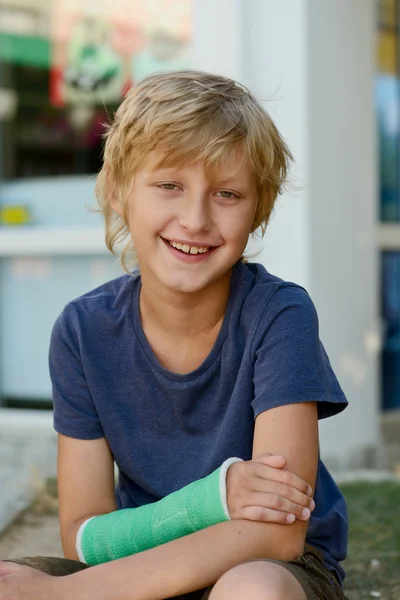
[{"x1": 6, "y1": 544, "x2": 346, "y2": 599}]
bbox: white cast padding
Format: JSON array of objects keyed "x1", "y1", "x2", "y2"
[
  {"x1": 219, "y1": 457, "x2": 244, "y2": 519},
  {"x1": 76, "y1": 516, "x2": 96, "y2": 563}
]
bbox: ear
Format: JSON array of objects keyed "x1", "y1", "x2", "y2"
[
  {"x1": 101, "y1": 165, "x2": 123, "y2": 217},
  {"x1": 109, "y1": 191, "x2": 123, "y2": 218}
]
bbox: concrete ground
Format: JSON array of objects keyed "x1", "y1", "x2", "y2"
[
  {"x1": 0, "y1": 409, "x2": 57, "y2": 534},
  {"x1": 0, "y1": 408, "x2": 61, "y2": 560},
  {"x1": 0, "y1": 513, "x2": 62, "y2": 560}
]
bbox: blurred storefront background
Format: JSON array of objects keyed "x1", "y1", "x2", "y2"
[
  {"x1": 0, "y1": 0, "x2": 191, "y2": 180},
  {"x1": 0, "y1": 0, "x2": 399, "y2": 469},
  {"x1": 0, "y1": 0, "x2": 192, "y2": 402}
]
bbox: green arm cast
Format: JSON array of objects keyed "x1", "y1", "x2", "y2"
[{"x1": 76, "y1": 457, "x2": 242, "y2": 565}]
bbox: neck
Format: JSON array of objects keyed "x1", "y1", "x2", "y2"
[{"x1": 139, "y1": 270, "x2": 232, "y2": 339}]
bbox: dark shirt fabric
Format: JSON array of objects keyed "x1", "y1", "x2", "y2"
[{"x1": 50, "y1": 261, "x2": 348, "y2": 584}]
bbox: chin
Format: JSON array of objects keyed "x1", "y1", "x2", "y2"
[
  {"x1": 161, "y1": 273, "x2": 212, "y2": 294},
  {"x1": 166, "y1": 280, "x2": 207, "y2": 294}
]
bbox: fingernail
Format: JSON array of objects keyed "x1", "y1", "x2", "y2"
[
  {"x1": 310, "y1": 499, "x2": 315, "y2": 511},
  {"x1": 302, "y1": 508, "x2": 311, "y2": 519},
  {"x1": 307, "y1": 486, "x2": 313, "y2": 496},
  {"x1": 286, "y1": 514, "x2": 296, "y2": 523}
]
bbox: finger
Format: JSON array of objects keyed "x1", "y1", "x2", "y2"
[
  {"x1": 253, "y1": 463, "x2": 313, "y2": 497},
  {"x1": 254, "y1": 454, "x2": 287, "y2": 469},
  {"x1": 240, "y1": 505, "x2": 297, "y2": 524},
  {"x1": 251, "y1": 479, "x2": 315, "y2": 511},
  {"x1": 243, "y1": 492, "x2": 313, "y2": 521}
]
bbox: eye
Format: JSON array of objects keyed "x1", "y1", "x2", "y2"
[
  {"x1": 215, "y1": 190, "x2": 240, "y2": 199},
  {"x1": 158, "y1": 183, "x2": 182, "y2": 191}
]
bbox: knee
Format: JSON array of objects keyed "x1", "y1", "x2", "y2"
[{"x1": 208, "y1": 562, "x2": 292, "y2": 600}]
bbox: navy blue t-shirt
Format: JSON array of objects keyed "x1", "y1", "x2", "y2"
[{"x1": 50, "y1": 261, "x2": 348, "y2": 583}]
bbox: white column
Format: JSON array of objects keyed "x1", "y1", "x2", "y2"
[
  {"x1": 241, "y1": 0, "x2": 312, "y2": 289},
  {"x1": 194, "y1": 0, "x2": 380, "y2": 468},
  {"x1": 306, "y1": 0, "x2": 379, "y2": 467},
  {"x1": 192, "y1": 0, "x2": 245, "y2": 81}
]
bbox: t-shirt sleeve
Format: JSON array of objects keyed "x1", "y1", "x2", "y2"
[
  {"x1": 251, "y1": 285, "x2": 348, "y2": 420},
  {"x1": 49, "y1": 305, "x2": 104, "y2": 439}
]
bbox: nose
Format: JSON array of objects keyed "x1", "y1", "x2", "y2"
[{"x1": 178, "y1": 192, "x2": 211, "y2": 234}]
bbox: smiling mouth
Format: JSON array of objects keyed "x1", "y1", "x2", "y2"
[
  {"x1": 168, "y1": 240, "x2": 210, "y2": 255},
  {"x1": 161, "y1": 237, "x2": 215, "y2": 256}
]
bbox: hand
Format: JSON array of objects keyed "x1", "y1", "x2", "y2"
[
  {"x1": 0, "y1": 561, "x2": 59, "y2": 600},
  {"x1": 226, "y1": 453, "x2": 315, "y2": 524}
]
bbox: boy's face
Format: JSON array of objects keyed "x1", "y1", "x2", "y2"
[{"x1": 117, "y1": 149, "x2": 258, "y2": 294}]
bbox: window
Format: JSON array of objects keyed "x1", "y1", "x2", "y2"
[
  {"x1": 0, "y1": 0, "x2": 192, "y2": 181},
  {"x1": 378, "y1": 0, "x2": 400, "y2": 410}
]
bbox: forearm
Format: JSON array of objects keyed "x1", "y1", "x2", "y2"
[
  {"x1": 58, "y1": 519, "x2": 305, "y2": 600},
  {"x1": 75, "y1": 458, "x2": 240, "y2": 565}
]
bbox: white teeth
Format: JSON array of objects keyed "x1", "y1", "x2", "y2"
[
  {"x1": 170, "y1": 241, "x2": 183, "y2": 250},
  {"x1": 168, "y1": 240, "x2": 210, "y2": 254}
]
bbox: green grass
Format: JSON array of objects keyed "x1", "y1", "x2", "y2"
[{"x1": 341, "y1": 482, "x2": 400, "y2": 600}]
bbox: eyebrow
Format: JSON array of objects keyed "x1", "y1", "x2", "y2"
[
  {"x1": 146, "y1": 167, "x2": 187, "y2": 177},
  {"x1": 215, "y1": 175, "x2": 249, "y2": 185}
]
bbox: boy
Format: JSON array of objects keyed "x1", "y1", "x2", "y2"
[{"x1": 0, "y1": 71, "x2": 348, "y2": 600}]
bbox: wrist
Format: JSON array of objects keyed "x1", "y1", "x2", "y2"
[
  {"x1": 53, "y1": 569, "x2": 107, "y2": 600},
  {"x1": 49, "y1": 574, "x2": 82, "y2": 600},
  {"x1": 60, "y1": 565, "x2": 119, "y2": 600}
]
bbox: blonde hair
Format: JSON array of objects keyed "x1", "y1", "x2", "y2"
[{"x1": 96, "y1": 70, "x2": 293, "y2": 271}]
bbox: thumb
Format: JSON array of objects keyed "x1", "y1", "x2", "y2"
[{"x1": 254, "y1": 453, "x2": 287, "y2": 469}]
